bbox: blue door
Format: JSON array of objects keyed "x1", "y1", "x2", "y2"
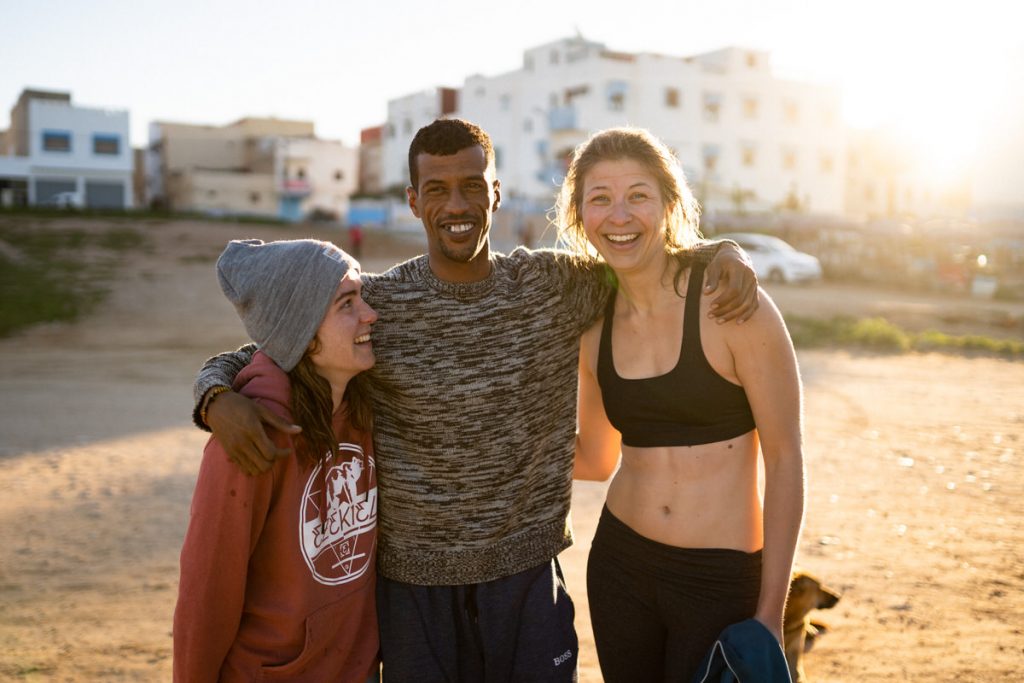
[{"x1": 279, "y1": 197, "x2": 302, "y2": 222}]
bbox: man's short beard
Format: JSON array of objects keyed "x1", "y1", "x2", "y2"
[{"x1": 439, "y1": 237, "x2": 487, "y2": 263}]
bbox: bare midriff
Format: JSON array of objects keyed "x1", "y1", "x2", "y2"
[{"x1": 605, "y1": 429, "x2": 763, "y2": 551}]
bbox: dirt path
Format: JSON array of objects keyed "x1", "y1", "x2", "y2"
[{"x1": 0, "y1": 218, "x2": 1021, "y2": 681}]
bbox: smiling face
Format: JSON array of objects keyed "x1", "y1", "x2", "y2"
[
  {"x1": 407, "y1": 145, "x2": 500, "y2": 282},
  {"x1": 581, "y1": 158, "x2": 671, "y2": 276},
  {"x1": 308, "y1": 267, "x2": 378, "y2": 403}
]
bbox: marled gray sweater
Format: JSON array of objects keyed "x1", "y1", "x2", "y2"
[{"x1": 194, "y1": 245, "x2": 720, "y2": 585}]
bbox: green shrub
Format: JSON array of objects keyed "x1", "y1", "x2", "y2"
[
  {"x1": 840, "y1": 317, "x2": 911, "y2": 351},
  {"x1": 0, "y1": 224, "x2": 150, "y2": 337},
  {"x1": 785, "y1": 315, "x2": 1021, "y2": 359}
]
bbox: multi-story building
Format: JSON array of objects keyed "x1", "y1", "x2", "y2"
[
  {"x1": 379, "y1": 37, "x2": 845, "y2": 215},
  {"x1": 357, "y1": 125, "x2": 384, "y2": 196},
  {"x1": 0, "y1": 88, "x2": 133, "y2": 208},
  {"x1": 844, "y1": 128, "x2": 971, "y2": 220},
  {"x1": 382, "y1": 87, "x2": 459, "y2": 193},
  {"x1": 146, "y1": 117, "x2": 358, "y2": 222}
]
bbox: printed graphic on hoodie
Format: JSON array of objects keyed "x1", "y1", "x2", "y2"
[{"x1": 300, "y1": 443, "x2": 377, "y2": 585}]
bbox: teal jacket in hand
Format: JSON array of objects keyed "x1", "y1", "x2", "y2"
[{"x1": 692, "y1": 618, "x2": 791, "y2": 683}]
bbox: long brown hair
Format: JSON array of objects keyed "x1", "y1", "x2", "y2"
[{"x1": 286, "y1": 336, "x2": 374, "y2": 468}]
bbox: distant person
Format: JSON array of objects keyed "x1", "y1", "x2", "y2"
[
  {"x1": 561, "y1": 128, "x2": 802, "y2": 681},
  {"x1": 174, "y1": 239, "x2": 380, "y2": 683},
  {"x1": 190, "y1": 119, "x2": 759, "y2": 681},
  {"x1": 348, "y1": 224, "x2": 364, "y2": 259}
]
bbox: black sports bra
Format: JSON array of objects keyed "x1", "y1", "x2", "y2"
[{"x1": 597, "y1": 262, "x2": 756, "y2": 448}]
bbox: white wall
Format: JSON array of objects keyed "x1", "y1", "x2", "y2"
[
  {"x1": 28, "y1": 99, "x2": 133, "y2": 207},
  {"x1": 286, "y1": 137, "x2": 359, "y2": 219},
  {"x1": 383, "y1": 90, "x2": 448, "y2": 191}
]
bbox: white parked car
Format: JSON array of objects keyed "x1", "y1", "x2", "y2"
[
  {"x1": 716, "y1": 232, "x2": 823, "y2": 284},
  {"x1": 42, "y1": 191, "x2": 82, "y2": 209}
]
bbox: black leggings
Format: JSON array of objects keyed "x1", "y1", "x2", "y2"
[{"x1": 587, "y1": 506, "x2": 762, "y2": 683}]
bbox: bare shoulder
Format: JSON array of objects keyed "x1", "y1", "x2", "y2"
[
  {"x1": 698, "y1": 284, "x2": 791, "y2": 381},
  {"x1": 700, "y1": 273, "x2": 782, "y2": 327}
]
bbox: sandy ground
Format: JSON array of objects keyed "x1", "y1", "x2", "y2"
[{"x1": 0, "y1": 218, "x2": 1021, "y2": 682}]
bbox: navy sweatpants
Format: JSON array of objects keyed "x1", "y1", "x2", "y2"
[{"x1": 377, "y1": 559, "x2": 578, "y2": 683}]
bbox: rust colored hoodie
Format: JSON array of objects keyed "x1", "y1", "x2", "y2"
[{"x1": 174, "y1": 351, "x2": 378, "y2": 682}]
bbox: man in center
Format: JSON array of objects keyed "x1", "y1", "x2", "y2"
[{"x1": 194, "y1": 118, "x2": 759, "y2": 681}]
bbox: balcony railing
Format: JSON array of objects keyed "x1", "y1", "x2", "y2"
[{"x1": 279, "y1": 179, "x2": 312, "y2": 197}]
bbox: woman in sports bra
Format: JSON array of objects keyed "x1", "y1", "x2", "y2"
[{"x1": 556, "y1": 128, "x2": 804, "y2": 682}]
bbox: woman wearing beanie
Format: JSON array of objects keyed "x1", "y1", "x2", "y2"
[{"x1": 173, "y1": 239, "x2": 381, "y2": 683}]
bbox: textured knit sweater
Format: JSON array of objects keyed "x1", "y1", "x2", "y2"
[{"x1": 194, "y1": 245, "x2": 720, "y2": 585}]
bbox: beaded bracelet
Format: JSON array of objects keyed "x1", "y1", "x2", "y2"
[{"x1": 200, "y1": 386, "x2": 232, "y2": 426}]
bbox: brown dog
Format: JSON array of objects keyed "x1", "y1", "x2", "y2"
[{"x1": 783, "y1": 570, "x2": 841, "y2": 683}]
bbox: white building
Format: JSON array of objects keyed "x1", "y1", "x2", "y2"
[
  {"x1": 382, "y1": 87, "x2": 459, "y2": 193},
  {"x1": 0, "y1": 89, "x2": 133, "y2": 208},
  {"x1": 382, "y1": 37, "x2": 845, "y2": 215},
  {"x1": 279, "y1": 136, "x2": 359, "y2": 221}
]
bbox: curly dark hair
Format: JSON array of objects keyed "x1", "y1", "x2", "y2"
[{"x1": 408, "y1": 118, "x2": 495, "y2": 190}]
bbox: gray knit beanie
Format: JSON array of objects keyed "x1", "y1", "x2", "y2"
[{"x1": 216, "y1": 238, "x2": 355, "y2": 371}]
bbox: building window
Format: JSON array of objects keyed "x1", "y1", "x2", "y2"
[
  {"x1": 783, "y1": 100, "x2": 800, "y2": 124},
  {"x1": 665, "y1": 88, "x2": 680, "y2": 109},
  {"x1": 93, "y1": 134, "x2": 120, "y2": 155},
  {"x1": 403, "y1": 118, "x2": 413, "y2": 135},
  {"x1": 42, "y1": 130, "x2": 71, "y2": 152},
  {"x1": 565, "y1": 85, "x2": 590, "y2": 104},
  {"x1": 702, "y1": 145, "x2": 720, "y2": 172},
  {"x1": 703, "y1": 93, "x2": 722, "y2": 122},
  {"x1": 334, "y1": 170, "x2": 344, "y2": 181},
  {"x1": 782, "y1": 148, "x2": 798, "y2": 170},
  {"x1": 742, "y1": 97, "x2": 759, "y2": 120},
  {"x1": 250, "y1": 192, "x2": 261, "y2": 204},
  {"x1": 746, "y1": 53, "x2": 758, "y2": 69},
  {"x1": 741, "y1": 143, "x2": 757, "y2": 168},
  {"x1": 523, "y1": 118, "x2": 533, "y2": 133},
  {"x1": 500, "y1": 94, "x2": 511, "y2": 111},
  {"x1": 607, "y1": 81, "x2": 628, "y2": 112}
]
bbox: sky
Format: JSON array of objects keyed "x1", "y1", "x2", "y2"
[{"x1": 3, "y1": 0, "x2": 1022, "y2": 204}]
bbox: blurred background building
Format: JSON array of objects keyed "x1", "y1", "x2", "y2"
[
  {"x1": 380, "y1": 36, "x2": 845, "y2": 217},
  {"x1": 844, "y1": 127, "x2": 972, "y2": 220},
  {"x1": 145, "y1": 117, "x2": 357, "y2": 222},
  {"x1": 0, "y1": 88, "x2": 133, "y2": 209}
]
